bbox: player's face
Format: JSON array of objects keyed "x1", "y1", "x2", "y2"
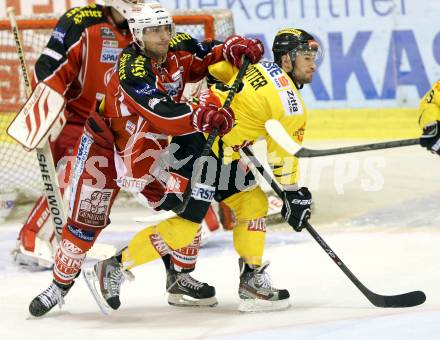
[
  {"x1": 142, "y1": 25, "x2": 173, "y2": 61},
  {"x1": 293, "y1": 53, "x2": 317, "y2": 84}
]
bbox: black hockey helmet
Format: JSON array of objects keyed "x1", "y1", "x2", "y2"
[{"x1": 272, "y1": 28, "x2": 322, "y2": 66}]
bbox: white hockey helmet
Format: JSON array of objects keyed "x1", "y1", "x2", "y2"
[
  {"x1": 104, "y1": 0, "x2": 139, "y2": 19},
  {"x1": 127, "y1": 1, "x2": 174, "y2": 48}
]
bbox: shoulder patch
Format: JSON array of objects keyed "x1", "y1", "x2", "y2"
[
  {"x1": 279, "y1": 89, "x2": 304, "y2": 115},
  {"x1": 259, "y1": 60, "x2": 292, "y2": 90}
]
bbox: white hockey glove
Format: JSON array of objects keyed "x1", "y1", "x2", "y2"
[{"x1": 8, "y1": 82, "x2": 66, "y2": 151}]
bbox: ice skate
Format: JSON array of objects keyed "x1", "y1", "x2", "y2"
[
  {"x1": 166, "y1": 269, "x2": 218, "y2": 307},
  {"x1": 238, "y1": 258, "x2": 290, "y2": 312},
  {"x1": 83, "y1": 256, "x2": 134, "y2": 315},
  {"x1": 29, "y1": 280, "x2": 73, "y2": 317}
]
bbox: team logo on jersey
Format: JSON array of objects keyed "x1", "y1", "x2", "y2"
[
  {"x1": 76, "y1": 187, "x2": 113, "y2": 227},
  {"x1": 164, "y1": 172, "x2": 187, "y2": 194},
  {"x1": 100, "y1": 27, "x2": 116, "y2": 39},
  {"x1": 273, "y1": 75, "x2": 290, "y2": 89},
  {"x1": 149, "y1": 233, "x2": 169, "y2": 257},
  {"x1": 42, "y1": 47, "x2": 63, "y2": 61},
  {"x1": 260, "y1": 61, "x2": 291, "y2": 89},
  {"x1": 100, "y1": 47, "x2": 122, "y2": 63},
  {"x1": 148, "y1": 98, "x2": 161, "y2": 110},
  {"x1": 125, "y1": 120, "x2": 136, "y2": 135},
  {"x1": 248, "y1": 218, "x2": 266, "y2": 232},
  {"x1": 163, "y1": 78, "x2": 182, "y2": 97},
  {"x1": 191, "y1": 183, "x2": 215, "y2": 202},
  {"x1": 103, "y1": 40, "x2": 118, "y2": 48},
  {"x1": 115, "y1": 177, "x2": 148, "y2": 192},
  {"x1": 293, "y1": 125, "x2": 305, "y2": 143},
  {"x1": 67, "y1": 224, "x2": 95, "y2": 242},
  {"x1": 51, "y1": 28, "x2": 66, "y2": 44},
  {"x1": 279, "y1": 89, "x2": 304, "y2": 115},
  {"x1": 134, "y1": 84, "x2": 159, "y2": 96}
]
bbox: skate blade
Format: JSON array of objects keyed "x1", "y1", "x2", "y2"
[
  {"x1": 238, "y1": 298, "x2": 290, "y2": 313},
  {"x1": 168, "y1": 294, "x2": 218, "y2": 307},
  {"x1": 82, "y1": 268, "x2": 112, "y2": 316}
]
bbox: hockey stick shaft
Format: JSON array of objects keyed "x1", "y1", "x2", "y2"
[
  {"x1": 264, "y1": 119, "x2": 419, "y2": 159},
  {"x1": 8, "y1": 7, "x2": 65, "y2": 241},
  {"x1": 295, "y1": 138, "x2": 420, "y2": 158},
  {"x1": 174, "y1": 57, "x2": 250, "y2": 214},
  {"x1": 241, "y1": 146, "x2": 425, "y2": 308}
]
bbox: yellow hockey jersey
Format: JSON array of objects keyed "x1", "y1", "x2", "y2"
[
  {"x1": 418, "y1": 81, "x2": 440, "y2": 129},
  {"x1": 208, "y1": 60, "x2": 307, "y2": 186}
]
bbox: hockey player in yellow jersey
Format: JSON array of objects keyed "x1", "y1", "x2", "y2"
[
  {"x1": 84, "y1": 28, "x2": 321, "y2": 313},
  {"x1": 419, "y1": 81, "x2": 440, "y2": 155}
]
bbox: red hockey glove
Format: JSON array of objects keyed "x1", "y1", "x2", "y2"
[
  {"x1": 192, "y1": 105, "x2": 235, "y2": 136},
  {"x1": 222, "y1": 35, "x2": 264, "y2": 68}
]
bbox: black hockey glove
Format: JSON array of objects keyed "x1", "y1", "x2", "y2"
[
  {"x1": 420, "y1": 121, "x2": 440, "y2": 155},
  {"x1": 281, "y1": 187, "x2": 312, "y2": 232}
]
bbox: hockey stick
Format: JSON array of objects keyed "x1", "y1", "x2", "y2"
[
  {"x1": 174, "y1": 57, "x2": 250, "y2": 214},
  {"x1": 264, "y1": 119, "x2": 420, "y2": 158},
  {"x1": 7, "y1": 7, "x2": 65, "y2": 241},
  {"x1": 241, "y1": 146, "x2": 426, "y2": 308}
]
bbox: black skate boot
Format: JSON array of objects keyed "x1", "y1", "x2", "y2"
[
  {"x1": 238, "y1": 258, "x2": 290, "y2": 312},
  {"x1": 166, "y1": 268, "x2": 218, "y2": 307},
  {"x1": 83, "y1": 255, "x2": 134, "y2": 315},
  {"x1": 29, "y1": 280, "x2": 73, "y2": 317}
]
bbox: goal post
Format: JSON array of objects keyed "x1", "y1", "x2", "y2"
[{"x1": 0, "y1": 9, "x2": 235, "y2": 206}]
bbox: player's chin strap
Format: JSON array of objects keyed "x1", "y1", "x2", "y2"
[
  {"x1": 240, "y1": 145, "x2": 426, "y2": 309},
  {"x1": 173, "y1": 57, "x2": 251, "y2": 215}
]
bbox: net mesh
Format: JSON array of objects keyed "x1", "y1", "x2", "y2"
[{"x1": 0, "y1": 10, "x2": 234, "y2": 202}]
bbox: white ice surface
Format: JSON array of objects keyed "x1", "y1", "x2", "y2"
[{"x1": 0, "y1": 143, "x2": 439, "y2": 340}]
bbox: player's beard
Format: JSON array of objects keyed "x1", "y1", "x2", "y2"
[
  {"x1": 294, "y1": 70, "x2": 313, "y2": 85},
  {"x1": 145, "y1": 46, "x2": 168, "y2": 64}
]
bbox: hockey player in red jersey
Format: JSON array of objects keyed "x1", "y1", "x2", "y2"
[
  {"x1": 28, "y1": 1, "x2": 263, "y2": 317},
  {"x1": 85, "y1": 28, "x2": 320, "y2": 314},
  {"x1": 12, "y1": 0, "x2": 137, "y2": 268}
]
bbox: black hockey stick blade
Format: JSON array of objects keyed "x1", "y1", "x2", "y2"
[
  {"x1": 366, "y1": 290, "x2": 426, "y2": 308},
  {"x1": 305, "y1": 222, "x2": 426, "y2": 308}
]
